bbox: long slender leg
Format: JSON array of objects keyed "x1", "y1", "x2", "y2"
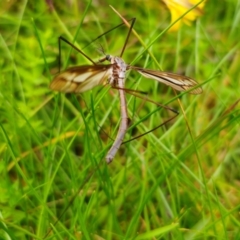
[
  {"x1": 82, "y1": 18, "x2": 136, "y2": 50},
  {"x1": 57, "y1": 17, "x2": 136, "y2": 71},
  {"x1": 120, "y1": 18, "x2": 136, "y2": 57},
  {"x1": 58, "y1": 36, "x2": 97, "y2": 67},
  {"x1": 114, "y1": 87, "x2": 179, "y2": 144}
]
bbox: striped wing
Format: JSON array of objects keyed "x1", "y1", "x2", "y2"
[
  {"x1": 130, "y1": 66, "x2": 202, "y2": 94},
  {"x1": 50, "y1": 65, "x2": 113, "y2": 93}
]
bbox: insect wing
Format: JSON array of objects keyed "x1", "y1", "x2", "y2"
[
  {"x1": 50, "y1": 65, "x2": 113, "y2": 93},
  {"x1": 130, "y1": 66, "x2": 202, "y2": 94}
]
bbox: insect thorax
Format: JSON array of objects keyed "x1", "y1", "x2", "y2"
[{"x1": 107, "y1": 56, "x2": 127, "y2": 87}]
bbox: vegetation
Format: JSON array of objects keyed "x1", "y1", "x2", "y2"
[{"x1": 0, "y1": 0, "x2": 239, "y2": 239}]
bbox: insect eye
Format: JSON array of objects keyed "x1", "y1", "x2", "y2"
[{"x1": 106, "y1": 55, "x2": 111, "y2": 61}]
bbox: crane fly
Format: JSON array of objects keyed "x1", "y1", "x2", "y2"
[{"x1": 50, "y1": 18, "x2": 203, "y2": 164}]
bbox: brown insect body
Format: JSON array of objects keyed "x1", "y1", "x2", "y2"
[{"x1": 50, "y1": 53, "x2": 202, "y2": 163}]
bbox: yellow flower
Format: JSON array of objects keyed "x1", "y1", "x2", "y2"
[{"x1": 163, "y1": 0, "x2": 205, "y2": 31}]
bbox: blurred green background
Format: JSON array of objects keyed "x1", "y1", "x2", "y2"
[{"x1": 0, "y1": 0, "x2": 239, "y2": 239}]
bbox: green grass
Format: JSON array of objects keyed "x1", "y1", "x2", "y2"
[{"x1": 1, "y1": 0, "x2": 240, "y2": 239}]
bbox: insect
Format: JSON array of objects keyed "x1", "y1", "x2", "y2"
[{"x1": 50, "y1": 18, "x2": 202, "y2": 163}]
